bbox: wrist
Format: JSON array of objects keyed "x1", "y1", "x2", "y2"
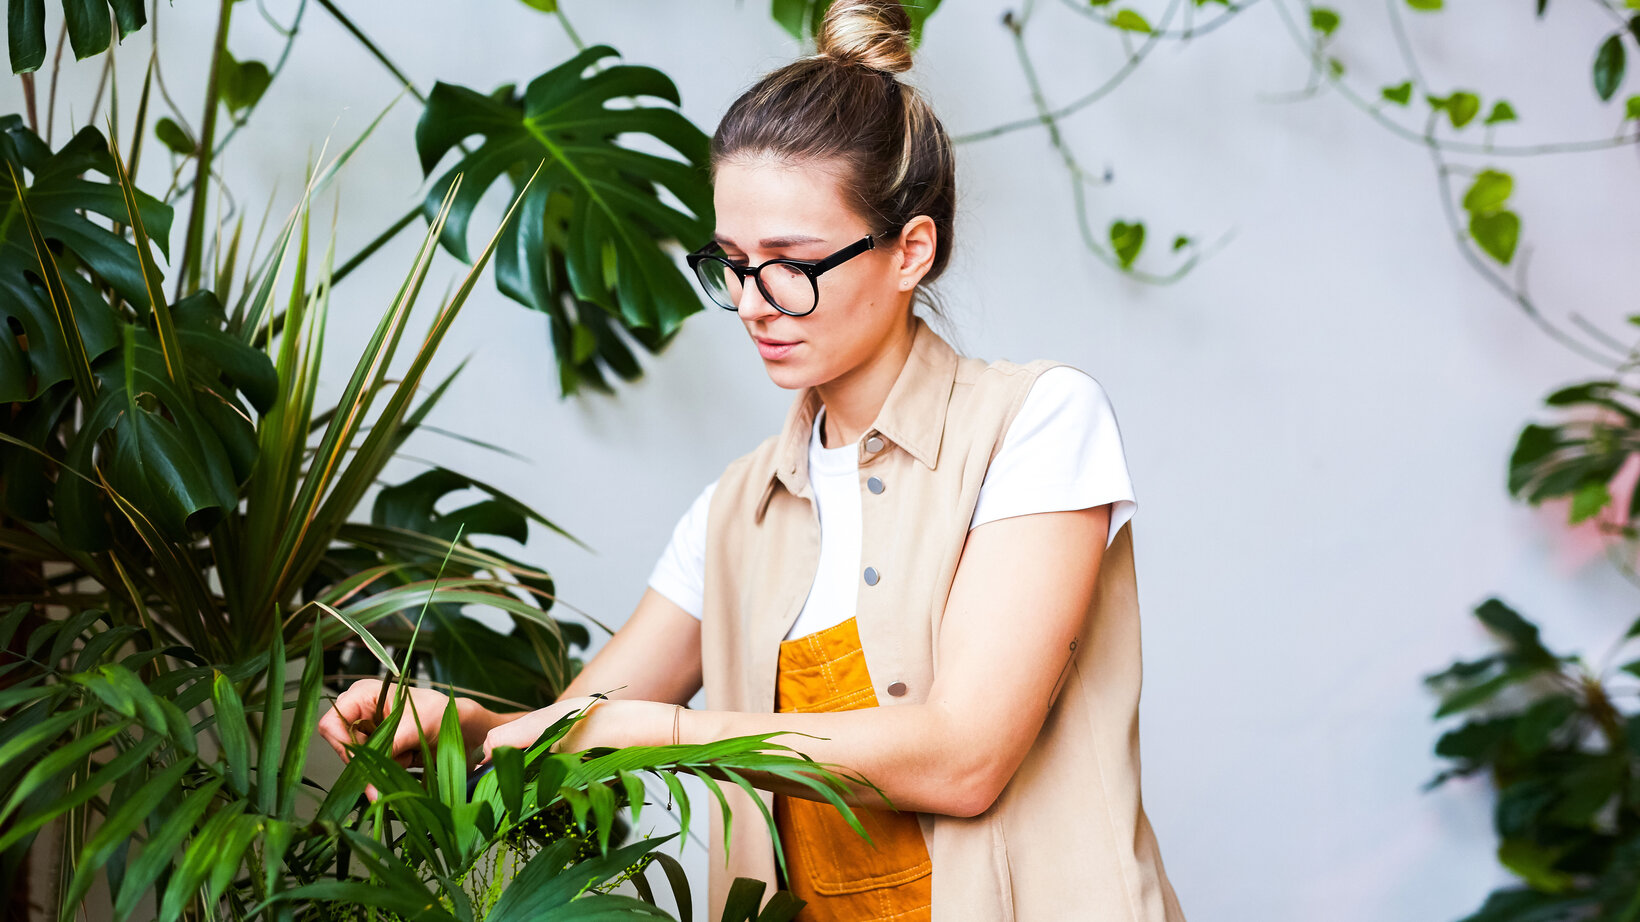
[
  {"x1": 625, "y1": 699, "x2": 679, "y2": 750},
  {"x1": 455, "y1": 697, "x2": 504, "y2": 750},
  {"x1": 576, "y1": 698, "x2": 666, "y2": 750}
]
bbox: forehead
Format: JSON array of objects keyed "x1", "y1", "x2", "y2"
[{"x1": 712, "y1": 157, "x2": 863, "y2": 244}]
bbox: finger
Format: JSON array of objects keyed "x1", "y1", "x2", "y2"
[
  {"x1": 321, "y1": 694, "x2": 376, "y2": 741},
  {"x1": 316, "y1": 707, "x2": 345, "y2": 741},
  {"x1": 317, "y1": 714, "x2": 353, "y2": 760},
  {"x1": 338, "y1": 684, "x2": 386, "y2": 724},
  {"x1": 365, "y1": 782, "x2": 379, "y2": 803},
  {"x1": 393, "y1": 724, "x2": 426, "y2": 761}
]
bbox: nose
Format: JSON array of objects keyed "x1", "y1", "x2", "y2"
[{"x1": 735, "y1": 275, "x2": 780, "y2": 322}]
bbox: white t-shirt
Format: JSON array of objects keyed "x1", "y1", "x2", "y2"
[{"x1": 646, "y1": 366, "x2": 1137, "y2": 641}]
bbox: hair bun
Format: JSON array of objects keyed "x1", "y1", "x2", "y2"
[{"x1": 815, "y1": 0, "x2": 913, "y2": 75}]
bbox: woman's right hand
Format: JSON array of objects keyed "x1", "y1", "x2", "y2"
[{"x1": 316, "y1": 678, "x2": 483, "y2": 769}]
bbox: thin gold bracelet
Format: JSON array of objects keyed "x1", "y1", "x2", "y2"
[{"x1": 672, "y1": 703, "x2": 683, "y2": 746}]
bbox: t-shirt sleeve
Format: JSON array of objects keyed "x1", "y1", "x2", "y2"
[
  {"x1": 968, "y1": 366, "x2": 1137, "y2": 549},
  {"x1": 646, "y1": 477, "x2": 719, "y2": 619}
]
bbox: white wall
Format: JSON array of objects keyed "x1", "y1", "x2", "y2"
[{"x1": 11, "y1": 0, "x2": 1640, "y2": 918}]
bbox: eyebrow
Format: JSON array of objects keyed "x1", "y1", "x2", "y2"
[{"x1": 712, "y1": 233, "x2": 827, "y2": 249}]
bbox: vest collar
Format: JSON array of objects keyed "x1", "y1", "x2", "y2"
[{"x1": 756, "y1": 314, "x2": 960, "y2": 522}]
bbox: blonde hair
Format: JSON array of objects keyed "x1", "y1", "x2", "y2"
[{"x1": 710, "y1": 0, "x2": 957, "y2": 314}]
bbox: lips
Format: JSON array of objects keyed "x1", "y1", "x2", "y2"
[{"x1": 754, "y1": 337, "x2": 800, "y2": 360}]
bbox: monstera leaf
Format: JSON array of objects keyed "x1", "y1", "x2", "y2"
[
  {"x1": 6, "y1": 0, "x2": 147, "y2": 73},
  {"x1": 51, "y1": 295, "x2": 276, "y2": 550},
  {"x1": 0, "y1": 116, "x2": 173, "y2": 401},
  {"x1": 0, "y1": 112, "x2": 268, "y2": 551},
  {"x1": 415, "y1": 44, "x2": 715, "y2": 396}
]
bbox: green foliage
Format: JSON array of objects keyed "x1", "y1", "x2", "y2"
[
  {"x1": 0, "y1": 604, "x2": 856, "y2": 921},
  {"x1": 4, "y1": 0, "x2": 148, "y2": 73},
  {"x1": 1426, "y1": 90, "x2": 1482, "y2": 130},
  {"x1": 414, "y1": 45, "x2": 714, "y2": 397},
  {"x1": 1507, "y1": 379, "x2": 1640, "y2": 531},
  {"x1": 0, "y1": 116, "x2": 172, "y2": 401},
  {"x1": 1425, "y1": 598, "x2": 1640, "y2": 919},
  {"x1": 1109, "y1": 219, "x2": 1144, "y2": 269},
  {"x1": 217, "y1": 50, "x2": 272, "y2": 114},
  {"x1": 1309, "y1": 7, "x2": 1339, "y2": 39},
  {"x1": 1444, "y1": 371, "x2": 1640, "y2": 913},
  {"x1": 0, "y1": 115, "x2": 584, "y2": 700},
  {"x1": 1594, "y1": 33, "x2": 1626, "y2": 102},
  {"x1": 1109, "y1": 9, "x2": 1151, "y2": 33},
  {"x1": 0, "y1": 4, "x2": 886, "y2": 919},
  {"x1": 154, "y1": 116, "x2": 194, "y2": 154},
  {"x1": 1460, "y1": 168, "x2": 1520, "y2": 266},
  {"x1": 771, "y1": 0, "x2": 943, "y2": 47},
  {"x1": 1484, "y1": 101, "x2": 1518, "y2": 126}
]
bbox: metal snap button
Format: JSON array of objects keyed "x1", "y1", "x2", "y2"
[
  {"x1": 867, "y1": 476, "x2": 884, "y2": 494},
  {"x1": 864, "y1": 436, "x2": 884, "y2": 453},
  {"x1": 863, "y1": 566, "x2": 880, "y2": 586},
  {"x1": 886, "y1": 682, "x2": 907, "y2": 697}
]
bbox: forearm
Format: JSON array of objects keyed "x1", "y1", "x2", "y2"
[
  {"x1": 466, "y1": 693, "x2": 994, "y2": 815},
  {"x1": 680, "y1": 703, "x2": 990, "y2": 817},
  {"x1": 453, "y1": 674, "x2": 627, "y2": 748}
]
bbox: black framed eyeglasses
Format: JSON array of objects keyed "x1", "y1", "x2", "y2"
[{"x1": 686, "y1": 232, "x2": 889, "y2": 317}]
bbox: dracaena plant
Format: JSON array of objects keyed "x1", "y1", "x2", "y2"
[
  {"x1": 0, "y1": 599, "x2": 875, "y2": 921},
  {"x1": 0, "y1": 112, "x2": 580, "y2": 705},
  {"x1": 0, "y1": 108, "x2": 609, "y2": 909}
]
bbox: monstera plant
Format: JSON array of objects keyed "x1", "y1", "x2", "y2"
[{"x1": 5, "y1": 0, "x2": 147, "y2": 73}]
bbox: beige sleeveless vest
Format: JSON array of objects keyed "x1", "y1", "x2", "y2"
[{"x1": 699, "y1": 315, "x2": 1186, "y2": 921}]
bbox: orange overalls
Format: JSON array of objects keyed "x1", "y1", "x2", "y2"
[{"x1": 771, "y1": 616, "x2": 933, "y2": 922}]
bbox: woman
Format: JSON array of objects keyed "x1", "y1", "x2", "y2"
[{"x1": 318, "y1": 2, "x2": 1185, "y2": 919}]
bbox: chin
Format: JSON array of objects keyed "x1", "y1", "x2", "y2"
[{"x1": 761, "y1": 361, "x2": 821, "y2": 391}]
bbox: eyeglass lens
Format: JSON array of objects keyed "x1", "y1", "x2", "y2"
[{"x1": 694, "y1": 258, "x2": 816, "y2": 315}]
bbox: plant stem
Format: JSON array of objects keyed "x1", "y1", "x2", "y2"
[
  {"x1": 180, "y1": 0, "x2": 236, "y2": 300},
  {"x1": 18, "y1": 74, "x2": 38, "y2": 134},
  {"x1": 315, "y1": 0, "x2": 426, "y2": 104},
  {"x1": 45, "y1": 19, "x2": 67, "y2": 146}
]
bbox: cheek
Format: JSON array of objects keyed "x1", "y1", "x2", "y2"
[{"x1": 814, "y1": 286, "x2": 889, "y2": 360}]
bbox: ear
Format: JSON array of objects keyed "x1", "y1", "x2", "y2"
[{"x1": 892, "y1": 215, "x2": 938, "y2": 290}]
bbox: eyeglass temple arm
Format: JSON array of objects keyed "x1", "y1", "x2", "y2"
[{"x1": 810, "y1": 235, "x2": 876, "y2": 274}]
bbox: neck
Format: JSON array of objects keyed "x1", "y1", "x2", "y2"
[{"x1": 816, "y1": 314, "x2": 918, "y2": 449}]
